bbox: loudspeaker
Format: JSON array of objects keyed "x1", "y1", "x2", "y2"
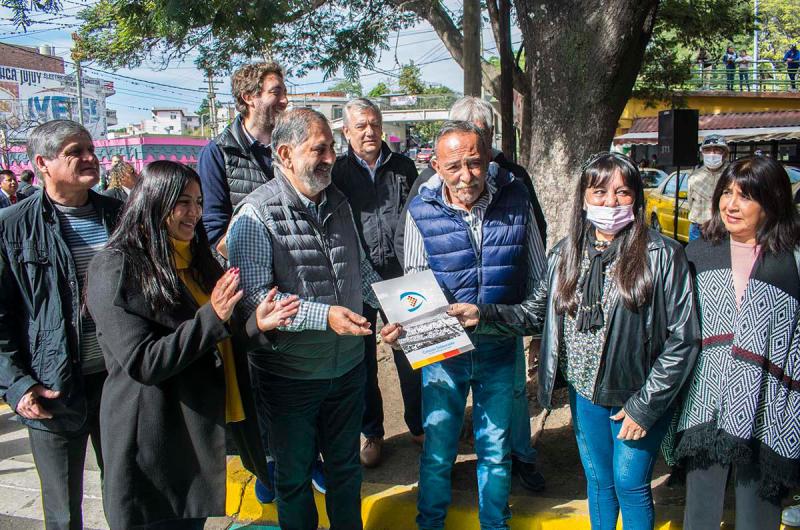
[{"x1": 657, "y1": 109, "x2": 699, "y2": 167}]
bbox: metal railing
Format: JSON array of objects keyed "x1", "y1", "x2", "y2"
[
  {"x1": 681, "y1": 61, "x2": 799, "y2": 93},
  {"x1": 369, "y1": 93, "x2": 462, "y2": 112}
]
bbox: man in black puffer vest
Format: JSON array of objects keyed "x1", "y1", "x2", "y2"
[
  {"x1": 332, "y1": 98, "x2": 421, "y2": 469},
  {"x1": 197, "y1": 62, "x2": 289, "y2": 504},
  {"x1": 198, "y1": 62, "x2": 288, "y2": 247}
]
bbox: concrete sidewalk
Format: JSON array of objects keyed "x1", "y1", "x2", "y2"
[{"x1": 0, "y1": 404, "x2": 235, "y2": 529}]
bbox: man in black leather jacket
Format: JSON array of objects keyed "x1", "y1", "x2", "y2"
[{"x1": 0, "y1": 120, "x2": 122, "y2": 529}]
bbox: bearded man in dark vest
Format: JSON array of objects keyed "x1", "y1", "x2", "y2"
[
  {"x1": 198, "y1": 62, "x2": 288, "y2": 247},
  {"x1": 227, "y1": 108, "x2": 383, "y2": 530}
]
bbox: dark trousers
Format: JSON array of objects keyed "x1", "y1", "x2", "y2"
[
  {"x1": 684, "y1": 463, "x2": 781, "y2": 530},
  {"x1": 362, "y1": 304, "x2": 423, "y2": 438},
  {"x1": 261, "y1": 362, "x2": 366, "y2": 530},
  {"x1": 246, "y1": 352, "x2": 272, "y2": 461},
  {"x1": 726, "y1": 68, "x2": 735, "y2": 90},
  {"x1": 28, "y1": 372, "x2": 105, "y2": 530}
]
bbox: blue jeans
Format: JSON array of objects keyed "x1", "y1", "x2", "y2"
[
  {"x1": 689, "y1": 222, "x2": 702, "y2": 241},
  {"x1": 418, "y1": 336, "x2": 516, "y2": 530},
  {"x1": 569, "y1": 389, "x2": 670, "y2": 530},
  {"x1": 511, "y1": 338, "x2": 537, "y2": 463}
]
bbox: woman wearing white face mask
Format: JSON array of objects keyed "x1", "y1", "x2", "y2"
[
  {"x1": 428, "y1": 152, "x2": 700, "y2": 529},
  {"x1": 687, "y1": 134, "x2": 730, "y2": 241}
]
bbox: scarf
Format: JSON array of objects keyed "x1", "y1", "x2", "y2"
[
  {"x1": 575, "y1": 234, "x2": 620, "y2": 332},
  {"x1": 675, "y1": 238, "x2": 800, "y2": 499},
  {"x1": 171, "y1": 238, "x2": 245, "y2": 424}
]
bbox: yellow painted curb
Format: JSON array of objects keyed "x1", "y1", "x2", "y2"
[{"x1": 226, "y1": 458, "x2": 695, "y2": 529}]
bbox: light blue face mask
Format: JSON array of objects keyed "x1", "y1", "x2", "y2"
[{"x1": 703, "y1": 153, "x2": 724, "y2": 170}]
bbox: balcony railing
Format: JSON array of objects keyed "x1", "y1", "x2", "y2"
[
  {"x1": 369, "y1": 93, "x2": 462, "y2": 112},
  {"x1": 667, "y1": 61, "x2": 799, "y2": 93}
]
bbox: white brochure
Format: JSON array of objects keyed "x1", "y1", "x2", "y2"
[{"x1": 372, "y1": 270, "x2": 474, "y2": 369}]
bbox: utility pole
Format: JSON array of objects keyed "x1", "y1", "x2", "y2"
[
  {"x1": 498, "y1": 0, "x2": 515, "y2": 159},
  {"x1": 205, "y1": 70, "x2": 219, "y2": 137},
  {"x1": 75, "y1": 61, "x2": 85, "y2": 125},
  {"x1": 462, "y1": 0, "x2": 482, "y2": 96},
  {"x1": 71, "y1": 33, "x2": 85, "y2": 125}
]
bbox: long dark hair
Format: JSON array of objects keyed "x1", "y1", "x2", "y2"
[
  {"x1": 105, "y1": 160, "x2": 222, "y2": 313},
  {"x1": 703, "y1": 156, "x2": 800, "y2": 254},
  {"x1": 554, "y1": 153, "x2": 653, "y2": 315}
]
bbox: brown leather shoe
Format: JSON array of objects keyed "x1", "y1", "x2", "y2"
[
  {"x1": 410, "y1": 433, "x2": 425, "y2": 447},
  {"x1": 360, "y1": 437, "x2": 383, "y2": 468}
]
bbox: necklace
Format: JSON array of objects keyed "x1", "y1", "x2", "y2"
[{"x1": 593, "y1": 239, "x2": 612, "y2": 250}]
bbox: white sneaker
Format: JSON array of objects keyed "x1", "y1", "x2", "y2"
[{"x1": 782, "y1": 496, "x2": 800, "y2": 526}]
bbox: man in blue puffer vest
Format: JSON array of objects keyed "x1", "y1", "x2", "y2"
[{"x1": 400, "y1": 121, "x2": 546, "y2": 529}]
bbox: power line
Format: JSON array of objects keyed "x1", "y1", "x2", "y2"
[{"x1": 0, "y1": 40, "x2": 206, "y2": 96}]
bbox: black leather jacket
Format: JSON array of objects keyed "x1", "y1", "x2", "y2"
[
  {"x1": 0, "y1": 190, "x2": 121, "y2": 432},
  {"x1": 476, "y1": 230, "x2": 700, "y2": 431}
]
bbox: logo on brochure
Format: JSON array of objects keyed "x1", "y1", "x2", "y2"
[{"x1": 399, "y1": 291, "x2": 427, "y2": 313}]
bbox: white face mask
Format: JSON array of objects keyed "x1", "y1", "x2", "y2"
[
  {"x1": 703, "y1": 153, "x2": 724, "y2": 170},
  {"x1": 584, "y1": 203, "x2": 635, "y2": 234}
]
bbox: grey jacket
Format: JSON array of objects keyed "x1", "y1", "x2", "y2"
[{"x1": 240, "y1": 171, "x2": 364, "y2": 379}]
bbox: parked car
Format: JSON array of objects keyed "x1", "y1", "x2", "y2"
[
  {"x1": 416, "y1": 148, "x2": 434, "y2": 164},
  {"x1": 785, "y1": 164, "x2": 800, "y2": 199},
  {"x1": 641, "y1": 168, "x2": 669, "y2": 202},
  {"x1": 641, "y1": 168, "x2": 668, "y2": 190},
  {"x1": 645, "y1": 170, "x2": 690, "y2": 243}
]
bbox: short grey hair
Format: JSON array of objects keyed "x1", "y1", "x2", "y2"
[
  {"x1": 448, "y1": 96, "x2": 494, "y2": 130},
  {"x1": 434, "y1": 120, "x2": 487, "y2": 156},
  {"x1": 27, "y1": 120, "x2": 91, "y2": 178},
  {"x1": 343, "y1": 98, "x2": 382, "y2": 127},
  {"x1": 271, "y1": 108, "x2": 330, "y2": 164}
]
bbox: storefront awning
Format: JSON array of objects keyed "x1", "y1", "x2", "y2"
[
  {"x1": 614, "y1": 126, "x2": 800, "y2": 145},
  {"x1": 613, "y1": 110, "x2": 800, "y2": 145}
]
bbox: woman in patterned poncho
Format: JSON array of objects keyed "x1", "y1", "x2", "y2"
[{"x1": 675, "y1": 156, "x2": 800, "y2": 530}]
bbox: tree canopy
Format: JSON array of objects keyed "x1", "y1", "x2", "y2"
[
  {"x1": 329, "y1": 79, "x2": 363, "y2": 97},
  {"x1": 757, "y1": 0, "x2": 800, "y2": 62},
  {"x1": 0, "y1": 0, "x2": 770, "y2": 239},
  {"x1": 366, "y1": 82, "x2": 391, "y2": 98},
  {"x1": 63, "y1": 0, "x2": 416, "y2": 77}
]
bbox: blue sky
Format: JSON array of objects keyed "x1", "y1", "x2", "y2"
[{"x1": 0, "y1": 1, "x2": 521, "y2": 127}]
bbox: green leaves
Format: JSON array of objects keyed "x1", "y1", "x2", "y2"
[{"x1": 66, "y1": 0, "x2": 414, "y2": 76}]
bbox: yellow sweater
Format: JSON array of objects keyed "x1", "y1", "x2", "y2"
[{"x1": 171, "y1": 238, "x2": 245, "y2": 423}]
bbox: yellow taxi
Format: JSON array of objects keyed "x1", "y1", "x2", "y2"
[
  {"x1": 787, "y1": 165, "x2": 800, "y2": 209},
  {"x1": 645, "y1": 170, "x2": 690, "y2": 243}
]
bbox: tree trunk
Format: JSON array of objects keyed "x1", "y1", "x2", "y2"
[
  {"x1": 515, "y1": 0, "x2": 659, "y2": 244},
  {"x1": 497, "y1": 0, "x2": 516, "y2": 159}
]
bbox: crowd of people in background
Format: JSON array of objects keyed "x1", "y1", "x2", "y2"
[
  {"x1": 696, "y1": 43, "x2": 799, "y2": 91},
  {"x1": 0, "y1": 60, "x2": 797, "y2": 530}
]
